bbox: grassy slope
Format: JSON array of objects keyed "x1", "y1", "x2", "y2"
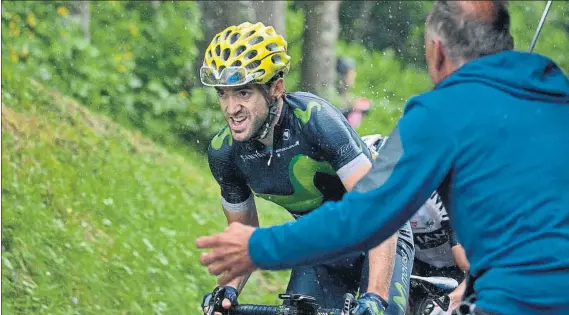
[{"x1": 1, "y1": 75, "x2": 291, "y2": 314}]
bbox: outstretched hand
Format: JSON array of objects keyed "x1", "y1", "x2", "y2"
[{"x1": 195, "y1": 222, "x2": 258, "y2": 286}]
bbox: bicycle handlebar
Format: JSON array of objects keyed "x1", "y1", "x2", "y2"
[
  {"x1": 206, "y1": 287, "x2": 354, "y2": 315},
  {"x1": 233, "y1": 304, "x2": 342, "y2": 315}
]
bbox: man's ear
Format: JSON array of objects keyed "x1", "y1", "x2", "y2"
[
  {"x1": 271, "y1": 78, "x2": 285, "y2": 98},
  {"x1": 433, "y1": 39, "x2": 446, "y2": 71}
]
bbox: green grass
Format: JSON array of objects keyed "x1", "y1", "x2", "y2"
[{"x1": 1, "y1": 73, "x2": 292, "y2": 314}]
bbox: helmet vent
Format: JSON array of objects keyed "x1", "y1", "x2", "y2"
[
  {"x1": 250, "y1": 36, "x2": 264, "y2": 45},
  {"x1": 244, "y1": 30, "x2": 255, "y2": 39},
  {"x1": 232, "y1": 60, "x2": 242, "y2": 67},
  {"x1": 222, "y1": 48, "x2": 231, "y2": 61},
  {"x1": 215, "y1": 45, "x2": 221, "y2": 56},
  {"x1": 266, "y1": 43, "x2": 278, "y2": 52},
  {"x1": 247, "y1": 60, "x2": 261, "y2": 70},
  {"x1": 246, "y1": 50, "x2": 258, "y2": 60},
  {"x1": 271, "y1": 55, "x2": 281, "y2": 64},
  {"x1": 235, "y1": 45, "x2": 246, "y2": 57},
  {"x1": 229, "y1": 32, "x2": 240, "y2": 44}
]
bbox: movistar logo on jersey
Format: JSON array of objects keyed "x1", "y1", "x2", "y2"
[
  {"x1": 211, "y1": 126, "x2": 233, "y2": 150},
  {"x1": 253, "y1": 154, "x2": 335, "y2": 212},
  {"x1": 393, "y1": 282, "x2": 407, "y2": 313},
  {"x1": 293, "y1": 101, "x2": 321, "y2": 125}
]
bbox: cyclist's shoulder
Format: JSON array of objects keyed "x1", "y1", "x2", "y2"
[
  {"x1": 208, "y1": 124, "x2": 236, "y2": 161},
  {"x1": 284, "y1": 91, "x2": 348, "y2": 128}
]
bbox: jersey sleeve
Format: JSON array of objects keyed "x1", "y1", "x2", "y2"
[
  {"x1": 304, "y1": 99, "x2": 371, "y2": 180},
  {"x1": 248, "y1": 97, "x2": 457, "y2": 269},
  {"x1": 207, "y1": 129, "x2": 253, "y2": 212}
]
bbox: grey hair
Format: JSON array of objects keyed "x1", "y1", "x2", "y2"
[{"x1": 426, "y1": 1, "x2": 514, "y2": 65}]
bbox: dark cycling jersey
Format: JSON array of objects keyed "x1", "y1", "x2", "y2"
[
  {"x1": 207, "y1": 92, "x2": 415, "y2": 315},
  {"x1": 207, "y1": 91, "x2": 373, "y2": 216}
]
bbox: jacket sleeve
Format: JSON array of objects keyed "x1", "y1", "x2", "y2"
[{"x1": 248, "y1": 99, "x2": 457, "y2": 269}]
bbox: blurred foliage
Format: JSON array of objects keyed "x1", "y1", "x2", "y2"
[
  {"x1": 2, "y1": 1, "x2": 569, "y2": 313},
  {"x1": 2, "y1": 1, "x2": 224, "y2": 151},
  {"x1": 339, "y1": 1, "x2": 430, "y2": 67},
  {"x1": 3, "y1": 1, "x2": 567, "y2": 150},
  {"x1": 1, "y1": 73, "x2": 292, "y2": 314}
]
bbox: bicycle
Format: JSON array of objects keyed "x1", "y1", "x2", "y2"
[
  {"x1": 406, "y1": 275, "x2": 459, "y2": 315},
  {"x1": 205, "y1": 286, "x2": 357, "y2": 315}
]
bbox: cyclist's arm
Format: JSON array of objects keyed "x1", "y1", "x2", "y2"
[
  {"x1": 308, "y1": 101, "x2": 397, "y2": 299},
  {"x1": 222, "y1": 200, "x2": 259, "y2": 292},
  {"x1": 445, "y1": 221, "x2": 469, "y2": 310},
  {"x1": 248, "y1": 99, "x2": 456, "y2": 269},
  {"x1": 208, "y1": 143, "x2": 258, "y2": 293},
  {"x1": 340, "y1": 161, "x2": 397, "y2": 300}
]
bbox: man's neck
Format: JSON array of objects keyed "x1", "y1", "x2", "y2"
[{"x1": 258, "y1": 98, "x2": 284, "y2": 147}]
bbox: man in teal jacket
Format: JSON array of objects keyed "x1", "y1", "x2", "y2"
[{"x1": 197, "y1": 1, "x2": 569, "y2": 315}]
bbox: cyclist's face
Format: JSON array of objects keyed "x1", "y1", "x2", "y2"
[
  {"x1": 216, "y1": 85, "x2": 268, "y2": 142},
  {"x1": 345, "y1": 69, "x2": 357, "y2": 88}
]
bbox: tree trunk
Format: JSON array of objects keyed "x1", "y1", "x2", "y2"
[
  {"x1": 150, "y1": 0, "x2": 160, "y2": 10},
  {"x1": 69, "y1": 1, "x2": 91, "y2": 43},
  {"x1": 253, "y1": 1, "x2": 286, "y2": 38},
  {"x1": 300, "y1": 1, "x2": 341, "y2": 95},
  {"x1": 196, "y1": 1, "x2": 256, "y2": 69}
]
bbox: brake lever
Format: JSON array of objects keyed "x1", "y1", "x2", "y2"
[
  {"x1": 207, "y1": 286, "x2": 226, "y2": 315},
  {"x1": 343, "y1": 293, "x2": 356, "y2": 314}
]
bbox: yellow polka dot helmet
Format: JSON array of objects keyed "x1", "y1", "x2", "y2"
[{"x1": 200, "y1": 22, "x2": 291, "y2": 87}]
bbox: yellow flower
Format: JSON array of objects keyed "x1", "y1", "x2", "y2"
[
  {"x1": 21, "y1": 46, "x2": 29, "y2": 58},
  {"x1": 24, "y1": 28, "x2": 34, "y2": 38},
  {"x1": 11, "y1": 48, "x2": 19, "y2": 63},
  {"x1": 124, "y1": 51, "x2": 133, "y2": 61},
  {"x1": 118, "y1": 64, "x2": 127, "y2": 72},
  {"x1": 115, "y1": 54, "x2": 123, "y2": 62},
  {"x1": 127, "y1": 24, "x2": 138, "y2": 37},
  {"x1": 9, "y1": 21, "x2": 20, "y2": 36},
  {"x1": 57, "y1": 6, "x2": 69, "y2": 17},
  {"x1": 179, "y1": 91, "x2": 188, "y2": 97},
  {"x1": 27, "y1": 13, "x2": 36, "y2": 27}
]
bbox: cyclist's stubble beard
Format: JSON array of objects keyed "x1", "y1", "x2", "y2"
[{"x1": 226, "y1": 98, "x2": 270, "y2": 143}]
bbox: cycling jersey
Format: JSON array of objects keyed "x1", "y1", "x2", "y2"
[
  {"x1": 410, "y1": 191, "x2": 458, "y2": 269},
  {"x1": 207, "y1": 91, "x2": 372, "y2": 216},
  {"x1": 365, "y1": 135, "x2": 459, "y2": 270},
  {"x1": 208, "y1": 92, "x2": 415, "y2": 314}
]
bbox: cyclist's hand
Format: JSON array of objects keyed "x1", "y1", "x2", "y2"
[
  {"x1": 421, "y1": 295, "x2": 452, "y2": 315},
  {"x1": 202, "y1": 286, "x2": 238, "y2": 315},
  {"x1": 350, "y1": 292, "x2": 388, "y2": 315}
]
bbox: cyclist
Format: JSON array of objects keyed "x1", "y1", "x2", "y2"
[
  {"x1": 196, "y1": 2, "x2": 569, "y2": 315},
  {"x1": 199, "y1": 22, "x2": 414, "y2": 315},
  {"x1": 365, "y1": 135, "x2": 469, "y2": 315},
  {"x1": 335, "y1": 57, "x2": 372, "y2": 128},
  {"x1": 408, "y1": 192, "x2": 468, "y2": 315}
]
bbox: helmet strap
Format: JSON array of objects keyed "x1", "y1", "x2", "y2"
[{"x1": 250, "y1": 83, "x2": 280, "y2": 141}]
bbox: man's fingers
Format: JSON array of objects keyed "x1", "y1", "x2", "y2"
[
  {"x1": 217, "y1": 264, "x2": 250, "y2": 286},
  {"x1": 199, "y1": 248, "x2": 227, "y2": 266},
  {"x1": 208, "y1": 260, "x2": 232, "y2": 276},
  {"x1": 196, "y1": 234, "x2": 221, "y2": 249}
]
